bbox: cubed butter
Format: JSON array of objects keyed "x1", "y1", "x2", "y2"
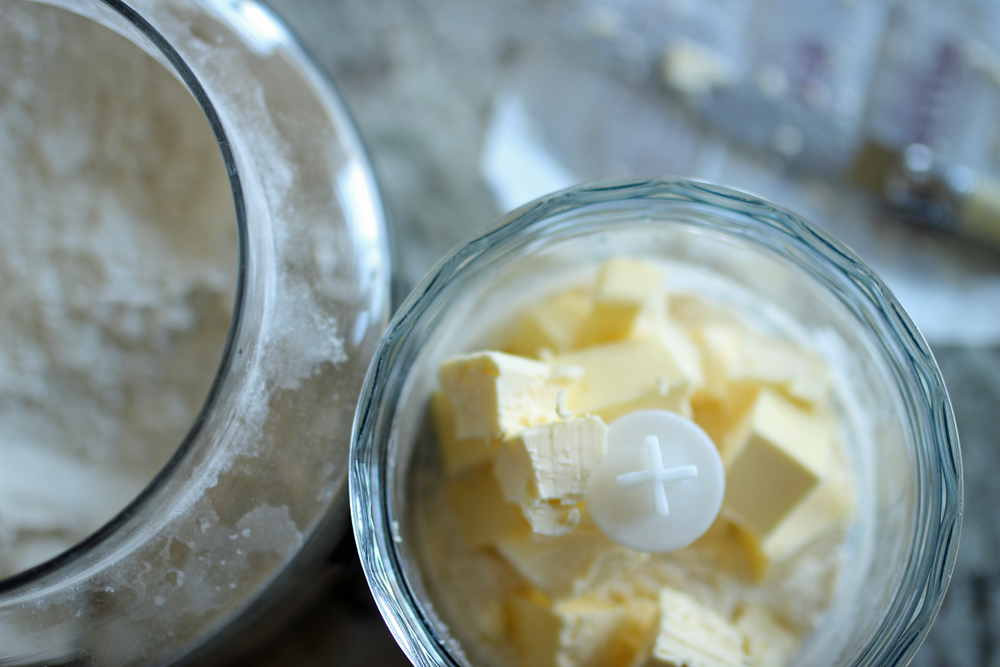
[
  {"x1": 685, "y1": 519, "x2": 763, "y2": 583},
  {"x1": 669, "y1": 294, "x2": 744, "y2": 329},
  {"x1": 446, "y1": 463, "x2": 525, "y2": 547},
  {"x1": 516, "y1": 501, "x2": 583, "y2": 537},
  {"x1": 721, "y1": 390, "x2": 831, "y2": 539},
  {"x1": 760, "y1": 477, "x2": 853, "y2": 562},
  {"x1": 431, "y1": 391, "x2": 496, "y2": 475},
  {"x1": 507, "y1": 287, "x2": 592, "y2": 358},
  {"x1": 735, "y1": 605, "x2": 797, "y2": 667},
  {"x1": 577, "y1": 258, "x2": 664, "y2": 346},
  {"x1": 644, "y1": 588, "x2": 747, "y2": 667},
  {"x1": 653, "y1": 320, "x2": 705, "y2": 391},
  {"x1": 692, "y1": 324, "x2": 745, "y2": 400},
  {"x1": 496, "y1": 524, "x2": 648, "y2": 598},
  {"x1": 494, "y1": 415, "x2": 608, "y2": 506},
  {"x1": 732, "y1": 336, "x2": 830, "y2": 406},
  {"x1": 438, "y1": 351, "x2": 566, "y2": 439},
  {"x1": 551, "y1": 338, "x2": 691, "y2": 423},
  {"x1": 632, "y1": 303, "x2": 706, "y2": 392},
  {"x1": 693, "y1": 324, "x2": 830, "y2": 407},
  {"x1": 493, "y1": 416, "x2": 608, "y2": 535},
  {"x1": 691, "y1": 388, "x2": 760, "y2": 450},
  {"x1": 509, "y1": 591, "x2": 659, "y2": 667},
  {"x1": 508, "y1": 589, "x2": 562, "y2": 667}
]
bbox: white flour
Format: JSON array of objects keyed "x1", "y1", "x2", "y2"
[{"x1": 0, "y1": 2, "x2": 237, "y2": 578}]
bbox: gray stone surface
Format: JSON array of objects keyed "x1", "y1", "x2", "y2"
[
  {"x1": 248, "y1": 1, "x2": 995, "y2": 664},
  {"x1": 912, "y1": 346, "x2": 999, "y2": 667}
]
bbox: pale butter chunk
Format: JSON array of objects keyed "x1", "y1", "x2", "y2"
[
  {"x1": 493, "y1": 416, "x2": 608, "y2": 535},
  {"x1": 495, "y1": 524, "x2": 649, "y2": 598},
  {"x1": 669, "y1": 293, "x2": 746, "y2": 330},
  {"x1": 507, "y1": 287, "x2": 592, "y2": 358},
  {"x1": 551, "y1": 338, "x2": 692, "y2": 423},
  {"x1": 695, "y1": 324, "x2": 830, "y2": 406},
  {"x1": 732, "y1": 336, "x2": 830, "y2": 406},
  {"x1": 631, "y1": 298, "x2": 707, "y2": 392},
  {"x1": 514, "y1": 502, "x2": 583, "y2": 537},
  {"x1": 577, "y1": 258, "x2": 665, "y2": 346},
  {"x1": 759, "y1": 476, "x2": 854, "y2": 563},
  {"x1": 430, "y1": 392, "x2": 497, "y2": 475},
  {"x1": 735, "y1": 605, "x2": 798, "y2": 667},
  {"x1": 653, "y1": 320, "x2": 706, "y2": 391},
  {"x1": 438, "y1": 351, "x2": 567, "y2": 439},
  {"x1": 691, "y1": 386, "x2": 760, "y2": 453},
  {"x1": 695, "y1": 325, "x2": 746, "y2": 400},
  {"x1": 445, "y1": 463, "x2": 525, "y2": 547},
  {"x1": 644, "y1": 588, "x2": 748, "y2": 667},
  {"x1": 509, "y1": 589, "x2": 658, "y2": 667},
  {"x1": 710, "y1": 477, "x2": 852, "y2": 581},
  {"x1": 720, "y1": 390, "x2": 831, "y2": 539}
]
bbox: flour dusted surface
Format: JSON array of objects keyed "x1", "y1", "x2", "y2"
[{"x1": 0, "y1": 2, "x2": 237, "y2": 578}]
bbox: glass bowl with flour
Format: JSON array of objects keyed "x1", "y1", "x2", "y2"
[
  {"x1": 0, "y1": 0, "x2": 390, "y2": 663},
  {"x1": 351, "y1": 179, "x2": 962, "y2": 666}
]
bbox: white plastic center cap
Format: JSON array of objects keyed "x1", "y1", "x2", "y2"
[{"x1": 585, "y1": 410, "x2": 725, "y2": 553}]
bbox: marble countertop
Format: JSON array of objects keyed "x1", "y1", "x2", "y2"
[{"x1": 243, "y1": 1, "x2": 998, "y2": 664}]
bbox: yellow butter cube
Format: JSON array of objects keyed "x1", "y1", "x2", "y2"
[
  {"x1": 761, "y1": 477, "x2": 853, "y2": 562},
  {"x1": 691, "y1": 387, "x2": 760, "y2": 450},
  {"x1": 631, "y1": 301, "x2": 707, "y2": 392},
  {"x1": 694, "y1": 324, "x2": 745, "y2": 400},
  {"x1": 506, "y1": 287, "x2": 592, "y2": 358},
  {"x1": 438, "y1": 351, "x2": 565, "y2": 439},
  {"x1": 644, "y1": 589, "x2": 747, "y2": 667},
  {"x1": 653, "y1": 320, "x2": 705, "y2": 391},
  {"x1": 733, "y1": 336, "x2": 830, "y2": 406},
  {"x1": 669, "y1": 293, "x2": 744, "y2": 329},
  {"x1": 495, "y1": 524, "x2": 648, "y2": 598},
  {"x1": 493, "y1": 416, "x2": 609, "y2": 536},
  {"x1": 508, "y1": 590, "x2": 563, "y2": 667},
  {"x1": 446, "y1": 464, "x2": 525, "y2": 547},
  {"x1": 721, "y1": 390, "x2": 831, "y2": 539},
  {"x1": 509, "y1": 590, "x2": 658, "y2": 667},
  {"x1": 684, "y1": 518, "x2": 764, "y2": 583},
  {"x1": 735, "y1": 605, "x2": 797, "y2": 667},
  {"x1": 551, "y1": 338, "x2": 691, "y2": 423},
  {"x1": 693, "y1": 324, "x2": 830, "y2": 407},
  {"x1": 431, "y1": 391, "x2": 497, "y2": 475},
  {"x1": 494, "y1": 416, "x2": 608, "y2": 506},
  {"x1": 577, "y1": 258, "x2": 664, "y2": 346},
  {"x1": 519, "y1": 502, "x2": 583, "y2": 537}
]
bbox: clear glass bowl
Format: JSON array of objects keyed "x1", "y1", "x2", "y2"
[
  {"x1": 0, "y1": 0, "x2": 390, "y2": 663},
  {"x1": 351, "y1": 178, "x2": 962, "y2": 666}
]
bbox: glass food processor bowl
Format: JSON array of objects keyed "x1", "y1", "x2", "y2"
[
  {"x1": 0, "y1": 0, "x2": 390, "y2": 663},
  {"x1": 351, "y1": 178, "x2": 961, "y2": 666}
]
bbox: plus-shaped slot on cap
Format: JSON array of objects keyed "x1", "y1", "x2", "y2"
[
  {"x1": 616, "y1": 435, "x2": 698, "y2": 517},
  {"x1": 585, "y1": 410, "x2": 725, "y2": 553}
]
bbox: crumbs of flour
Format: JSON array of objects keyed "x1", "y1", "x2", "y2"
[{"x1": 0, "y1": 2, "x2": 237, "y2": 577}]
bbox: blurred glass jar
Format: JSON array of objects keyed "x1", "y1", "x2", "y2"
[
  {"x1": 351, "y1": 179, "x2": 962, "y2": 666},
  {"x1": 0, "y1": 0, "x2": 390, "y2": 663}
]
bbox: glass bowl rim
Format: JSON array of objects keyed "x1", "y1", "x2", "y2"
[{"x1": 350, "y1": 176, "x2": 962, "y2": 667}]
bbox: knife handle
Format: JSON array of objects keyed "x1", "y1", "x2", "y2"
[{"x1": 958, "y1": 176, "x2": 1000, "y2": 247}]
